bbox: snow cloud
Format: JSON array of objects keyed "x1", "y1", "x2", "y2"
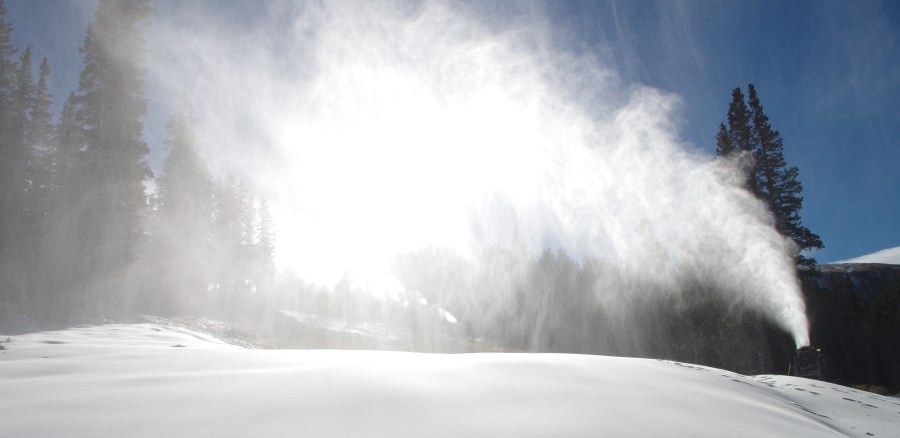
[{"x1": 146, "y1": 1, "x2": 809, "y2": 346}]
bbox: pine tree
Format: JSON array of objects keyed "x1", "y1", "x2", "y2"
[
  {"x1": 235, "y1": 183, "x2": 254, "y2": 293},
  {"x1": 65, "y1": 0, "x2": 153, "y2": 318},
  {"x1": 0, "y1": 0, "x2": 19, "y2": 215},
  {"x1": 0, "y1": 0, "x2": 15, "y2": 116},
  {"x1": 11, "y1": 46, "x2": 33, "y2": 157},
  {"x1": 12, "y1": 47, "x2": 35, "y2": 207},
  {"x1": 714, "y1": 123, "x2": 731, "y2": 156},
  {"x1": 26, "y1": 58, "x2": 59, "y2": 314},
  {"x1": 721, "y1": 87, "x2": 760, "y2": 196},
  {"x1": 56, "y1": 94, "x2": 86, "y2": 191},
  {"x1": 36, "y1": 94, "x2": 88, "y2": 321},
  {"x1": 29, "y1": 59, "x2": 55, "y2": 179},
  {"x1": 150, "y1": 106, "x2": 215, "y2": 313},
  {"x1": 12, "y1": 48, "x2": 42, "y2": 311},
  {"x1": 716, "y1": 85, "x2": 823, "y2": 267},
  {"x1": 211, "y1": 177, "x2": 251, "y2": 297},
  {"x1": 0, "y1": 0, "x2": 17, "y2": 159},
  {"x1": 0, "y1": 46, "x2": 38, "y2": 313},
  {"x1": 253, "y1": 198, "x2": 276, "y2": 290},
  {"x1": 0, "y1": 1, "x2": 23, "y2": 308},
  {"x1": 746, "y1": 85, "x2": 822, "y2": 267}
]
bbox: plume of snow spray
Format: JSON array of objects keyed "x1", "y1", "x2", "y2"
[{"x1": 147, "y1": 1, "x2": 809, "y2": 347}]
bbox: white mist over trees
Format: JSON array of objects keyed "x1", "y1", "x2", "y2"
[
  {"x1": 0, "y1": 0, "x2": 275, "y2": 327},
  {"x1": 64, "y1": 0, "x2": 152, "y2": 319},
  {"x1": 145, "y1": 105, "x2": 215, "y2": 314},
  {"x1": 1, "y1": 1, "x2": 817, "y2": 372}
]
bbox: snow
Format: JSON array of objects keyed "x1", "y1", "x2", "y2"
[
  {"x1": 836, "y1": 246, "x2": 900, "y2": 265},
  {"x1": 279, "y1": 309, "x2": 411, "y2": 342},
  {"x1": 1, "y1": 324, "x2": 898, "y2": 437}
]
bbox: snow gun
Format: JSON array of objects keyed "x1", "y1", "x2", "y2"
[{"x1": 789, "y1": 346, "x2": 825, "y2": 380}]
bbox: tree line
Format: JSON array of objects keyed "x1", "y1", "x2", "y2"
[
  {"x1": 0, "y1": 0, "x2": 275, "y2": 330},
  {"x1": 388, "y1": 244, "x2": 795, "y2": 374}
]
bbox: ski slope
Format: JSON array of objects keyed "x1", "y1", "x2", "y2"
[
  {"x1": 1, "y1": 323, "x2": 897, "y2": 437},
  {"x1": 836, "y1": 245, "x2": 900, "y2": 265}
]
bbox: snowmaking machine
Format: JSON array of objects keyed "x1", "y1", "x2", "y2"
[{"x1": 789, "y1": 346, "x2": 825, "y2": 380}]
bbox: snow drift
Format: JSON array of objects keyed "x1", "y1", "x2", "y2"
[{"x1": 1, "y1": 323, "x2": 897, "y2": 437}]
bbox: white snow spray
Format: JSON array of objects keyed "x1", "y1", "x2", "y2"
[{"x1": 147, "y1": 1, "x2": 809, "y2": 348}]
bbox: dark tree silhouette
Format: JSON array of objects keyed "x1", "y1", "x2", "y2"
[
  {"x1": 717, "y1": 85, "x2": 822, "y2": 267},
  {"x1": 746, "y1": 85, "x2": 823, "y2": 267}
]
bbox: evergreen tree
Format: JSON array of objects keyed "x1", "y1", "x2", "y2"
[
  {"x1": 0, "y1": 0, "x2": 15, "y2": 120},
  {"x1": 11, "y1": 46, "x2": 33, "y2": 159},
  {"x1": 12, "y1": 48, "x2": 41, "y2": 310},
  {"x1": 714, "y1": 123, "x2": 731, "y2": 156},
  {"x1": 29, "y1": 59, "x2": 55, "y2": 181},
  {"x1": 0, "y1": 45, "x2": 38, "y2": 311},
  {"x1": 721, "y1": 87, "x2": 760, "y2": 196},
  {"x1": 65, "y1": 0, "x2": 153, "y2": 318},
  {"x1": 211, "y1": 177, "x2": 251, "y2": 297},
  {"x1": 150, "y1": 106, "x2": 215, "y2": 313},
  {"x1": 56, "y1": 93, "x2": 87, "y2": 198},
  {"x1": 0, "y1": 9, "x2": 58, "y2": 319},
  {"x1": 0, "y1": 2, "x2": 23, "y2": 308},
  {"x1": 717, "y1": 85, "x2": 823, "y2": 267},
  {"x1": 12, "y1": 48, "x2": 35, "y2": 206},
  {"x1": 27, "y1": 58, "x2": 59, "y2": 314},
  {"x1": 51, "y1": 94, "x2": 90, "y2": 299},
  {"x1": 0, "y1": 0, "x2": 17, "y2": 164},
  {"x1": 253, "y1": 198, "x2": 276, "y2": 290},
  {"x1": 746, "y1": 85, "x2": 823, "y2": 267}
]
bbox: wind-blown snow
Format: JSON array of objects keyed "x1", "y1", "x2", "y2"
[
  {"x1": 1, "y1": 324, "x2": 897, "y2": 437},
  {"x1": 836, "y1": 246, "x2": 900, "y2": 265},
  {"x1": 279, "y1": 309, "x2": 411, "y2": 342}
]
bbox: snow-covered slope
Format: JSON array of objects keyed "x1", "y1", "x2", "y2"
[
  {"x1": 1, "y1": 324, "x2": 897, "y2": 437},
  {"x1": 835, "y1": 245, "x2": 900, "y2": 264},
  {"x1": 279, "y1": 309, "x2": 413, "y2": 343}
]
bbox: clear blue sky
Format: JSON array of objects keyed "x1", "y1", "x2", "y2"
[{"x1": 6, "y1": 0, "x2": 899, "y2": 264}]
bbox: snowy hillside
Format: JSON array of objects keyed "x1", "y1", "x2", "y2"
[
  {"x1": 835, "y1": 246, "x2": 900, "y2": 265},
  {"x1": 1, "y1": 324, "x2": 898, "y2": 437}
]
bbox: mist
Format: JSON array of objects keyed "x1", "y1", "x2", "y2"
[
  {"x1": 0, "y1": 0, "x2": 808, "y2": 375},
  {"x1": 141, "y1": 1, "x2": 807, "y2": 347}
]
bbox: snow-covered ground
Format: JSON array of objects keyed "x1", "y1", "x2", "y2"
[
  {"x1": 279, "y1": 309, "x2": 412, "y2": 343},
  {"x1": 1, "y1": 324, "x2": 898, "y2": 437},
  {"x1": 835, "y1": 245, "x2": 900, "y2": 265}
]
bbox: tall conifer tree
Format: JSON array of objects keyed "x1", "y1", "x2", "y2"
[
  {"x1": 29, "y1": 59, "x2": 54, "y2": 176},
  {"x1": 746, "y1": 85, "x2": 822, "y2": 266},
  {"x1": 0, "y1": 1, "x2": 22, "y2": 307},
  {"x1": 717, "y1": 84, "x2": 823, "y2": 267},
  {"x1": 66, "y1": 0, "x2": 153, "y2": 317},
  {"x1": 151, "y1": 106, "x2": 215, "y2": 313},
  {"x1": 27, "y1": 58, "x2": 58, "y2": 313},
  {"x1": 253, "y1": 198, "x2": 276, "y2": 290}
]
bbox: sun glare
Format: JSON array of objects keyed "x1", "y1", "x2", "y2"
[{"x1": 271, "y1": 45, "x2": 555, "y2": 288}]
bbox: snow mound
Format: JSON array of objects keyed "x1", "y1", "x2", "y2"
[
  {"x1": 836, "y1": 246, "x2": 900, "y2": 265},
  {"x1": 1, "y1": 324, "x2": 898, "y2": 437}
]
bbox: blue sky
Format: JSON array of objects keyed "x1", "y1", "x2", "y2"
[
  {"x1": 6, "y1": 0, "x2": 899, "y2": 264},
  {"x1": 537, "y1": 0, "x2": 900, "y2": 264}
]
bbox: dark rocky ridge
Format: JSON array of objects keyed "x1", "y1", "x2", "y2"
[{"x1": 802, "y1": 263, "x2": 900, "y2": 392}]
